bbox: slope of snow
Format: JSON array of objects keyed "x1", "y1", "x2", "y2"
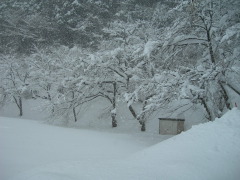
[
  {"x1": 1, "y1": 108, "x2": 240, "y2": 180},
  {"x1": 0, "y1": 116, "x2": 170, "y2": 180},
  {"x1": 116, "y1": 108, "x2": 240, "y2": 180}
]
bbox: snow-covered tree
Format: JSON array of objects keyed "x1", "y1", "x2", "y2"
[
  {"x1": 157, "y1": 0, "x2": 240, "y2": 120},
  {"x1": 0, "y1": 55, "x2": 31, "y2": 116},
  {"x1": 100, "y1": 18, "x2": 156, "y2": 130},
  {"x1": 28, "y1": 46, "x2": 91, "y2": 122},
  {"x1": 1, "y1": 0, "x2": 239, "y2": 130}
]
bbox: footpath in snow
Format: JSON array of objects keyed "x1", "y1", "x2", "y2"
[{"x1": 1, "y1": 108, "x2": 240, "y2": 180}]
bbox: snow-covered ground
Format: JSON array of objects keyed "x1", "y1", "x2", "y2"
[
  {"x1": 1, "y1": 108, "x2": 240, "y2": 180},
  {"x1": 0, "y1": 116, "x2": 170, "y2": 180}
]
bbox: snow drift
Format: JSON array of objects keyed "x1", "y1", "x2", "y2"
[
  {"x1": 113, "y1": 108, "x2": 240, "y2": 180},
  {"x1": 1, "y1": 108, "x2": 240, "y2": 180}
]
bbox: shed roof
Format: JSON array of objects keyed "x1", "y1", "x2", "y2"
[{"x1": 159, "y1": 118, "x2": 185, "y2": 121}]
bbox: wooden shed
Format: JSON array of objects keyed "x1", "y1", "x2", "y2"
[{"x1": 159, "y1": 118, "x2": 185, "y2": 135}]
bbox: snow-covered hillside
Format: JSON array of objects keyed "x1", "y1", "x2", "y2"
[{"x1": 1, "y1": 108, "x2": 240, "y2": 180}]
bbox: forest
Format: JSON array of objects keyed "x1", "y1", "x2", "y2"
[{"x1": 0, "y1": 0, "x2": 240, "y2": 131}]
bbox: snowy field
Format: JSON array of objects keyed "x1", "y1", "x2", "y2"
[
  {"x1": 1, "y1": 108, "x2": 240, "y2": 180},
  {"x1": 0, "y1": 116, "x2": 170, "y2": 180}
]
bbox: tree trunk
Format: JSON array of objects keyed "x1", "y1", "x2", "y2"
[
  {"x1": 13, "y1": 96, "x2": 23, "y2": 116},
  {"x1": 226, "y1": 83, "x2": 240, "y2": 96},
  {"x1": 206, "y1": 29, "x2": 216, "y2": 64},
  {"x1": 128, "y1": 105, "x2": 137, "y2": 119},
  {"x1": 111, "y1": 113, "x2": 117, "y2": 127},
  {"x1": 112, "y1": 82, "x2": 117, "y2": 127},
  {"x1": 19, "y1": 97, "x2": 23, "y2": 116},
  {"x1": 200, "y1": 97, "x2": 212, "y2": 121},
  {"x1": 73, "y1": 107, "x2": 77, "y2": 122},
  {"x1": 218, "y1": 82, "x2": 231, "y2": 110},
  {"x1": 138, "y1": 100, "x2": 148, "y2": 131},
  {"x1": 72, "y1": 92, "x2": 77, "y2": 122},
  {"x1": 128, "y1": 104, "x2": 146, "y2": 129},
  {"x1": 128, "y1": 98, "x2": 149, "y2": 131},
  {"x1": 140, "y1": 121, "x2": 146, "y2": 131}
]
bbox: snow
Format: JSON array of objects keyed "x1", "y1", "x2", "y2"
[
  {"x1": 171, "y1": 35, "x2": 207, "y2": 46},
  {"x1": 221, "y1": 23, "x2": 240, "y2": 43},
  {"x1": 72, "y1": 0, "x2": 80, "y2": 6},
  {"x1": 122, "y1": 108, "x2": 240, "y2": 180},
  {"x1": 142, "y1": 40, "x2": 158, "y2": 58},
  {"x1": 0, "y1": 116, "x2": 170, "y2": 180},
  {"x1": 1, "y1": 108, "x2": 240, "y2": 180}
]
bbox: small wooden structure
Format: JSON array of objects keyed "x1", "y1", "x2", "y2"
[{"x1": 159, "y1": 118, "x2": 185, "y2": 135}]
